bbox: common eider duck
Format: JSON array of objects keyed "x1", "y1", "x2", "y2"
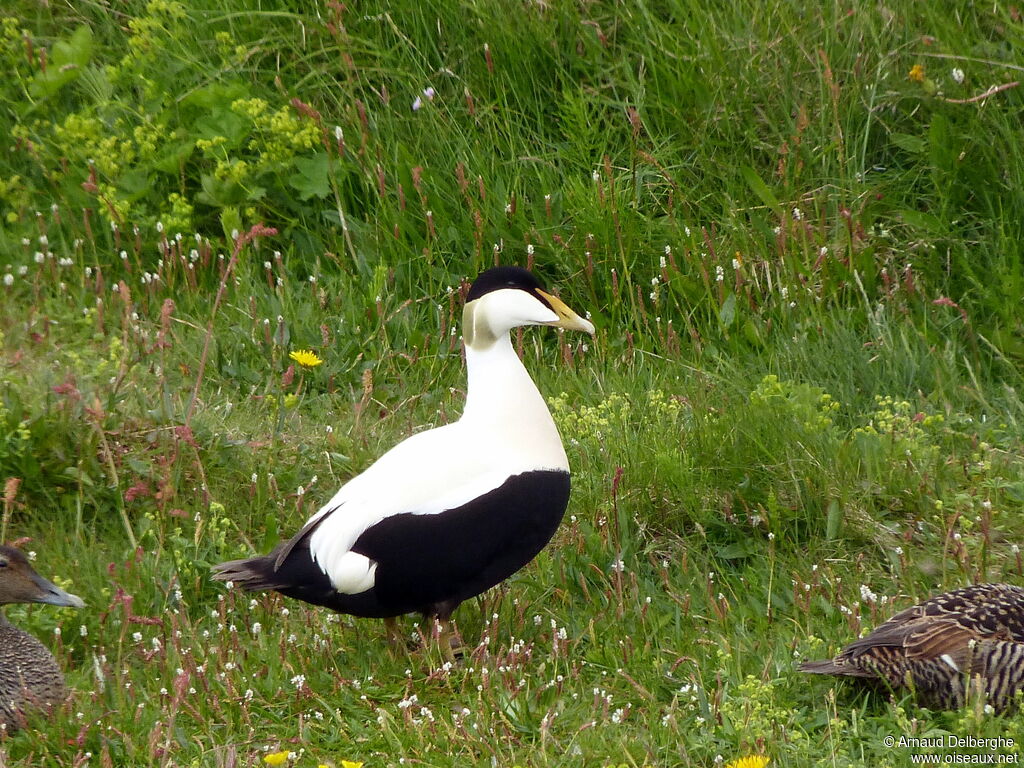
[
  {"x1": 213, "y1": 266, "x2": 594, "y2": 649},
  {"x1": 0, "y1": 545, "x2": 84, "y2": 730},
  {"x1": 801, "y1": 583, "x2": 1024, "y2": 711}
]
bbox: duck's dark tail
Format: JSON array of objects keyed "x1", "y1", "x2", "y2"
[
  {"x1": 212, "y1": 506, "x2": 333, "y2": 591},
  {"x1": 211, "y1": 552, "x2": 287, "y2": 591}
]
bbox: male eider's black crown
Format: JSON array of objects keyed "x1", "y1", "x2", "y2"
[{"x1": 466, "y1": 266, "x2": 548, "y2": 304}]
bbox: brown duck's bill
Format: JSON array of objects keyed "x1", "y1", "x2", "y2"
[{"x1": 31, "y1": 572, "x2": 85, "y2": 608}]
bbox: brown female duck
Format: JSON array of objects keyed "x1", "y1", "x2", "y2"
[
  {"x1": 801, "y1": 583, "x2": 1024, "y2": 711},
  {"x1": 0, "y1": 545, "x2": 84, "y2": 731}
]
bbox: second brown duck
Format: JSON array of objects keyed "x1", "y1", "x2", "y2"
[
  {"x1": 801, "y1": 583, "x2": 1024, "y2": 711},
  {"x1": 0, "y1": 545, "x2": 84, "y2": 731}
]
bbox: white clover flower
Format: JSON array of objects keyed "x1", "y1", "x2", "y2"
[
  {"x1": 2, "y1": 274, "x2": 12, "y2": 287},
  {"x1": 951, "y1": 67, "x2": 965, "y2": 84},
  {"x1": 792, "y1": 207, "x2": 803, "y2": 221},
  {"x1": 412, "y1": 87, "x2": 435, "y2": 111}
]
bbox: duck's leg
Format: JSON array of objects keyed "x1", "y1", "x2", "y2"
[
  {"x1": 384, "y1": 616, "x2": 407, "y2": 650},
  {"x1": 431, "y1": 601, "x2": 465, "y2": 662}
]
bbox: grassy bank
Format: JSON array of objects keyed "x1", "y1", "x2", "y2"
[{"x1": 1, "y1": 1, "x2": 1024, "y2": 765}]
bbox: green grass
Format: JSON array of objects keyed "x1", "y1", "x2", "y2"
[{"x1": 2, "y1": 0, "x2": 1024, "y2": 765}]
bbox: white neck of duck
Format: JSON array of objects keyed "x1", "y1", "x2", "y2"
[{"x1": 461, "y1": 332, "x2": 568, "y2": 472}]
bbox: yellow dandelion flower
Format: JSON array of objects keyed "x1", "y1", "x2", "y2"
[
  {"x1": 341, "y1": 762, "x2": 364, "y2": 768},
  {"x1": 264, "y1": 751, "x2": 291, "y2": 766},
  {"x1": 908, "y1": 64, "x2": 925, "y2": 83},
  {"x1": 725, "y1": 757, "x2": 770, "y2": 768},
  {"x1": 289, "y1": 349, "x2": 323, "y2": 368}
]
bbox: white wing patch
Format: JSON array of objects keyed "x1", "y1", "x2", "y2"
[{"x1": 327, "y1": 551, "x2": 378, "y2": 594}]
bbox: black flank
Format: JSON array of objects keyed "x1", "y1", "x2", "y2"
[{"x1": 216, "y1": 469, "x2": 571, "y2": 620}]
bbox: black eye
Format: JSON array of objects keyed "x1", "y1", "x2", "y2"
[{"x1": 0, "y1": 560, "x2": 8, "y2": 568}]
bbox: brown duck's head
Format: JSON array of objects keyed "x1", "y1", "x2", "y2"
[{"x1": 0, "y1": 545, "x2": 84, "y2": 609}]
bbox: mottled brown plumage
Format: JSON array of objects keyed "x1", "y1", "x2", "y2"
[
  {"x1": 801, "y1": 583, "x2": 1024, "y2": 711},
  {"x1": 0, "y1": 546, "x2": 84, "y2": 731}
]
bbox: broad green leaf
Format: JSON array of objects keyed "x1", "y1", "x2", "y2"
[
  {"x1": 890, "y1": 133, "x2": 927, "y2": 154},
  {"x1": 740, "y1": 165, "x2": 780, "y2": 212},
  {"x1": 719, "y1": 291, "x2": 737, "y2": 328},
  {"x1": 826, "y1": 499, "x2": 843, "y2": 540},
  {"x1": 30, "y1": 25, "x2": 93, "y2": 97},
  {"x1": 289, "y1": 153, "x2": 330, "y2": 200}
]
